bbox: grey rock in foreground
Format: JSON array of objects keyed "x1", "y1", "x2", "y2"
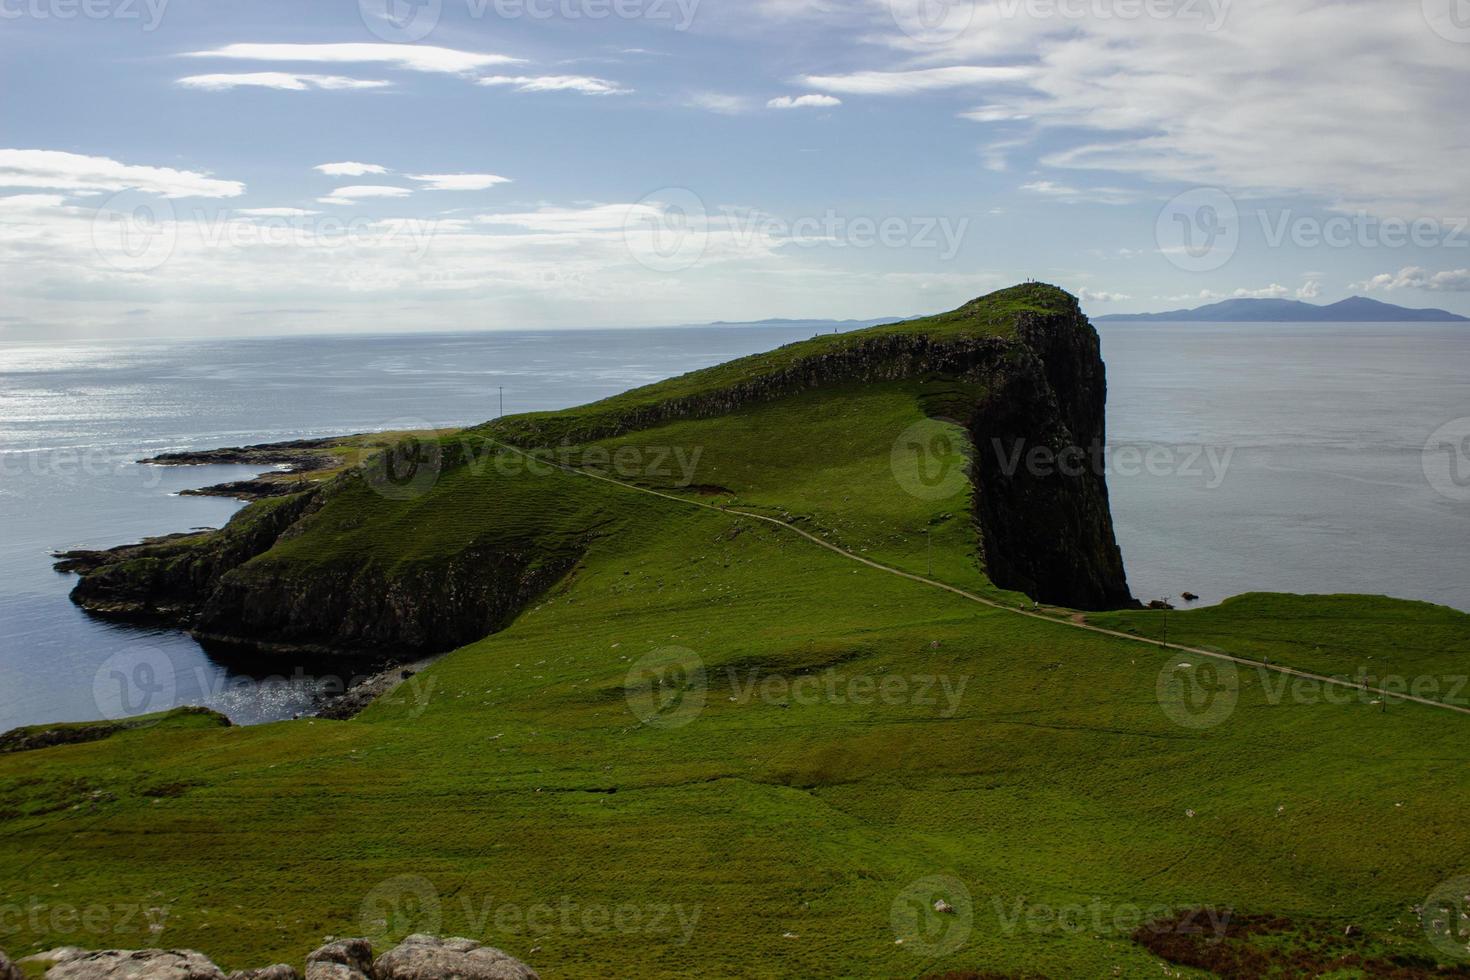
[
  {"x1": 226, "y1": 967, "x2": 299, "y2": 980},
  {"x1": 372, "y1": 934, "x2": 539, "y2": 980},
  {"x1": 304, "y1": 939, "x2": 373, "y2": 980},
  {"x1": 1, "y1": 948, "x2": 25, "y2": 980},
  {"x1": 44, "y1": 949, "x2": 226, "y2": 979}
]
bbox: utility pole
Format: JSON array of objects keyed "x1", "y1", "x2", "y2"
[
  {"x1": 499, "y1": 386, "x2": 504, "y2": 418},
  {"x1": 925, "y1": 528, "x2": 932, "y2": 577},
  {"x1": 1160, "y1": 598, "x2": 1169, "y2": 649}
]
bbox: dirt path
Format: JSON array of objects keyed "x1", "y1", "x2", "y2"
[{"x1": 491, "y1": 440, "x2": 1470, "y2": 719}]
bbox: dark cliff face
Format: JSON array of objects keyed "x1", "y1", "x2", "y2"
[{"x1": 967, "y1": 304, "x2": 1134, "y2": 610}]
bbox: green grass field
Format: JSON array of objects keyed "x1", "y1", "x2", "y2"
[{"x1": 4, "y1": 286, "x2": 1469, "y2": 978}]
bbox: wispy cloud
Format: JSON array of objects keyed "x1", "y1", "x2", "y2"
[
  {"x1": 315, "y1": 162, "x2": 388, "y2": 177},
  {"x1": 184, "y1": 43, "x2": 524, "y2": 75},
  {"x1": 477, "y1": 75, "x2": 629, "y2": 95},
  {"x1": 768, "y1": 94, "x2": 841, "y2": 109},
  {"x1": 799, "y1": 66, "x2": 1033, "y2": 95},
  {"x1": 177, "y1": 73, "x2": 390, "y2": 92},
  {"x1": 317, "y1": 184, "x2": 413, "y2": 205},
  {"x1": 1019, "y1": 180, "x2": 1135, "y2": 206},
  {"x1": 686, "y1": 92, "x2": 753, "y2": 114},
  {"x1": 1353, "y1": 267, "x2": 1470, "y2": 292},
  {"x1": 0, "y1": 148, "x2": 243, "y2": 198},
  {"x1": 409, "y1": 174, "x2": 512, "y2": 191}
]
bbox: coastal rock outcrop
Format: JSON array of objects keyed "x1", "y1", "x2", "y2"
[
  {"x1": 44, "y1": 949, "x2": 226, "y2": 979},
  {"x1": 372, "y1": 935, "x2": 539, "y2": 980},
  {"x1": 0, "y1": 948, "x2": 23, "y2": 980}
]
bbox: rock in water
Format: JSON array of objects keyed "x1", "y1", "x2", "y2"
[
  {"x1": 373, "y1": 934, "x2": 539, "y2": 980},
  {"x1": 45, "y1": 950, "x2": 227, "y2": 979},
  {"x1": 304, "y1": 939, "x2": 373, "y2": 980}
]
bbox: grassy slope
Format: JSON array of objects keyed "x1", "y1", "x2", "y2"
[{"x1": 4, "y1": 287, "x2": 1469, "y2": 977}]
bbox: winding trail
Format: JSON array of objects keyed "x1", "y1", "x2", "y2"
[{"x1": 490, "y1": 440, "x2": 1470, "y2": 719}]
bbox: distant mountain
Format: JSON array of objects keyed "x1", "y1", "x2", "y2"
[{"x1": 1095, "y1": 296, "x2": 1468, "y2": 323}]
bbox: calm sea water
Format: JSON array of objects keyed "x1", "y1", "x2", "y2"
[{"x1": 1, "y1": 322, "x2": 1466, "y2": 731}]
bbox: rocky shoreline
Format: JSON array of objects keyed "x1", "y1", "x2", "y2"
[
  {"x1": 141, "y1": 437, "x2": 348, "y2": 501},
  {"x1": 1, "y1": 933, "x2": 538, "y2": 980}
]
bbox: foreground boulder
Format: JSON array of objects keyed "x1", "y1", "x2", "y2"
[
  {"x1": 226, "y1": 968, "x2": 298, "y2": 980},
  {"x1": 1, "y1": 949, "x2": 24, "y2": 980},
  {"x1": 45, "y1": 949, "x2": 226, "y2": 980},
  {"x1": 304, "y1": 939, "x2": 372, "y2": 980},
  {"x1": 372, "y1": 935, "x2": 538, "y2": 980}
]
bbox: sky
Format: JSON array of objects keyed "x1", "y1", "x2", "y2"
[{"x1": 2, "y1": 0, "x2": 1469, "y2": 338}]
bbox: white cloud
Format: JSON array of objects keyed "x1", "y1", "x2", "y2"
[
  {"x1": 315, "y1": 162, "x2": 389, "y2": 177},
  {"x1": 768, "y1": 94, "x2": 842, "y2": 109},
  {"x1": 848, "y1": 0, "x2": 1470, "y2": 217},
  {"x1": 477, "y1": 75, "x2": 629, "y2": 95},
  {"x1": 177, "y1": 73, "x2": 389, "y2": 92},
  {"x1": 0, "y1": 149, "x2": 243, "y2": 198},
  {"x1": 1079, "y1": 288, "x2": 1130, "y2": 303},
  {"x1": 686, "y1": 92, "x2": 754, "y2": 114},
  {"x1": 1297, "y1": 279, "x2": 1322, "y2": 300},
  {"x1": 409, "y1": 174, "x2": 513, "y2": 191},
  {"x1": 1019, "y1": 180, "x2": 1135, "y2": 206},
  {"x1": 1232, "y1": 284, "x2": 1292, "y2": 299},
  {"x1": 235, "y1": 208, "x2": 321, "y2": 217},
  {"x1": 1352, "y1": 267, "x2": 1470, "y2": 292},
  {"x1": 317, "y1": 185, "x2": 413, "y2": 205},
  {"x1": 798, "y1": 66, "x2": 1034, "y2": 95},
  {"x1": 184, "y1": 43, "x2": 524, "y2": 75}
]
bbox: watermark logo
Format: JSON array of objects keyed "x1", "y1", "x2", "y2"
[
  {"x1": 1423, "y1": 0, "x2": 1470, "y2": 43},
  {"x1": 1424, "y1": 876, "x2": 1470, "y2": 960},
  {"x1": 91, "y1": 190, "x2": 177, "y2": 273},
  {"x1": 1423, "y1": 417, "x2": 1470, "y2": 502},
  {"x1": 92, "y1": 646, "x2": 177, "y2": 721},
  {"x1": 623, "y1": 188, "x2": 709, "y2": 273},
  {"x1": 886, "y1": 0, "x2": 975, "y2": 43},
  {"x1": 1156, "y1": 657, "x2": 1238, "y2": 729},
  {"x1": 891, "y1": 418, "x2": 970, "y2": 501},
  {"x1": 624, "y1": 646, "x2": 706, "y2": 729},
  {"x1": 891, "y1": 875, "x2": 973, "y2": 956},
  {"x1": 0, "y1": 0, "x2": 170, "y2": 29},
  {"x1": 360, "y1": 874, "x2": 444, "y2": 943},
  {"x1": 1157, "y1": 187, "x2": 1239, "y2": 272},
  {"x1": 359, "y1": 0, "x2": 442, "y2": 41},
  {"x1": 360, "y1": 421, "x2": 444, "y2": 501}
]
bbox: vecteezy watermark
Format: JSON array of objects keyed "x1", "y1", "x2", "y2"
[
  {"x1": 723, "y1": 208, "x2": 971, "y2": 262},
  {"x1": 0, "y1": 900, "x2": 170, "y2": 937},
  {"x1": 359, "y1": 0, "x2": 699, "y2": 41},
  {"x1": 992, "y1": 896, "x2": 1233, "y2": 939},
  {"x1": 995, "y1": 0, "x2": 1230, "y2": 29},
  {"x1": 623, "y1": 188, "x2": 710, "y2": 274},
  {"x1": 91, "y1": 190, "x2": 178, "y2": 273},
  {"x1": 359, "y1": 875, "x2": 700, "y2": 946},
  {"x1": 986, "y1": 438, "x2": 1236, "y2": 489},
  {"x1": 891, "y1": 418, "x2": 971, "y2": 501},
  {"x1": 196, "y1": 211, "x2": 441, "y2": 260},
  {"x1": 1423, "y1": 417, "x2": 1470, "y2": 503},
  {"x1": 1157, "y1": 187, "x2": 1240, "y2": 273},
  {"x1": 624, "y1": 646, "x2": 707, "y2": 729},
  {"x1": 1424, "y1": 875, "x2": 1470, "y2": 960},
  {"x1": 725, "y1": 668, "x2": 970, "y2": 716},
  {"x1": 1257, "y1": 210, "x2": 1469, "y2": 250},
  {"x1": 891, "y1": 875, "x2": 974, "y2": 956},
  {"x1": 1158, "y1": 656, "x2": 1470, "y2": 729},
  {"x1": 1422, "y1": 0, "x2": 1470, "y2": 44},
  {"x1": 360, "y1": 422, "x2": 445, "y2": 501},
  {"x1": 0, "y1": 0, "x2": 168, "y2": 29},
  {"x1": 0, "y1": 446, "x2": 164, "y2": 486},
  {"x1": 93, "y1": 647, "x2": 179, "y2": 721},
  {"x1": 485, "y1": 443, "x2": 705, "y2": 487},
  {"x1": 1156, "y1": 657, "x2": 1241, "y2": 730}
]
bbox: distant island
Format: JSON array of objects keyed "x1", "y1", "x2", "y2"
[{"x1": 1095, "y1": 295, "x2": 1468, "y2": 323}]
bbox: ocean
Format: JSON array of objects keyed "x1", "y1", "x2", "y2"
[{"x1": 2, "y1": 322, "x2": 1465, "y2": 731}]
